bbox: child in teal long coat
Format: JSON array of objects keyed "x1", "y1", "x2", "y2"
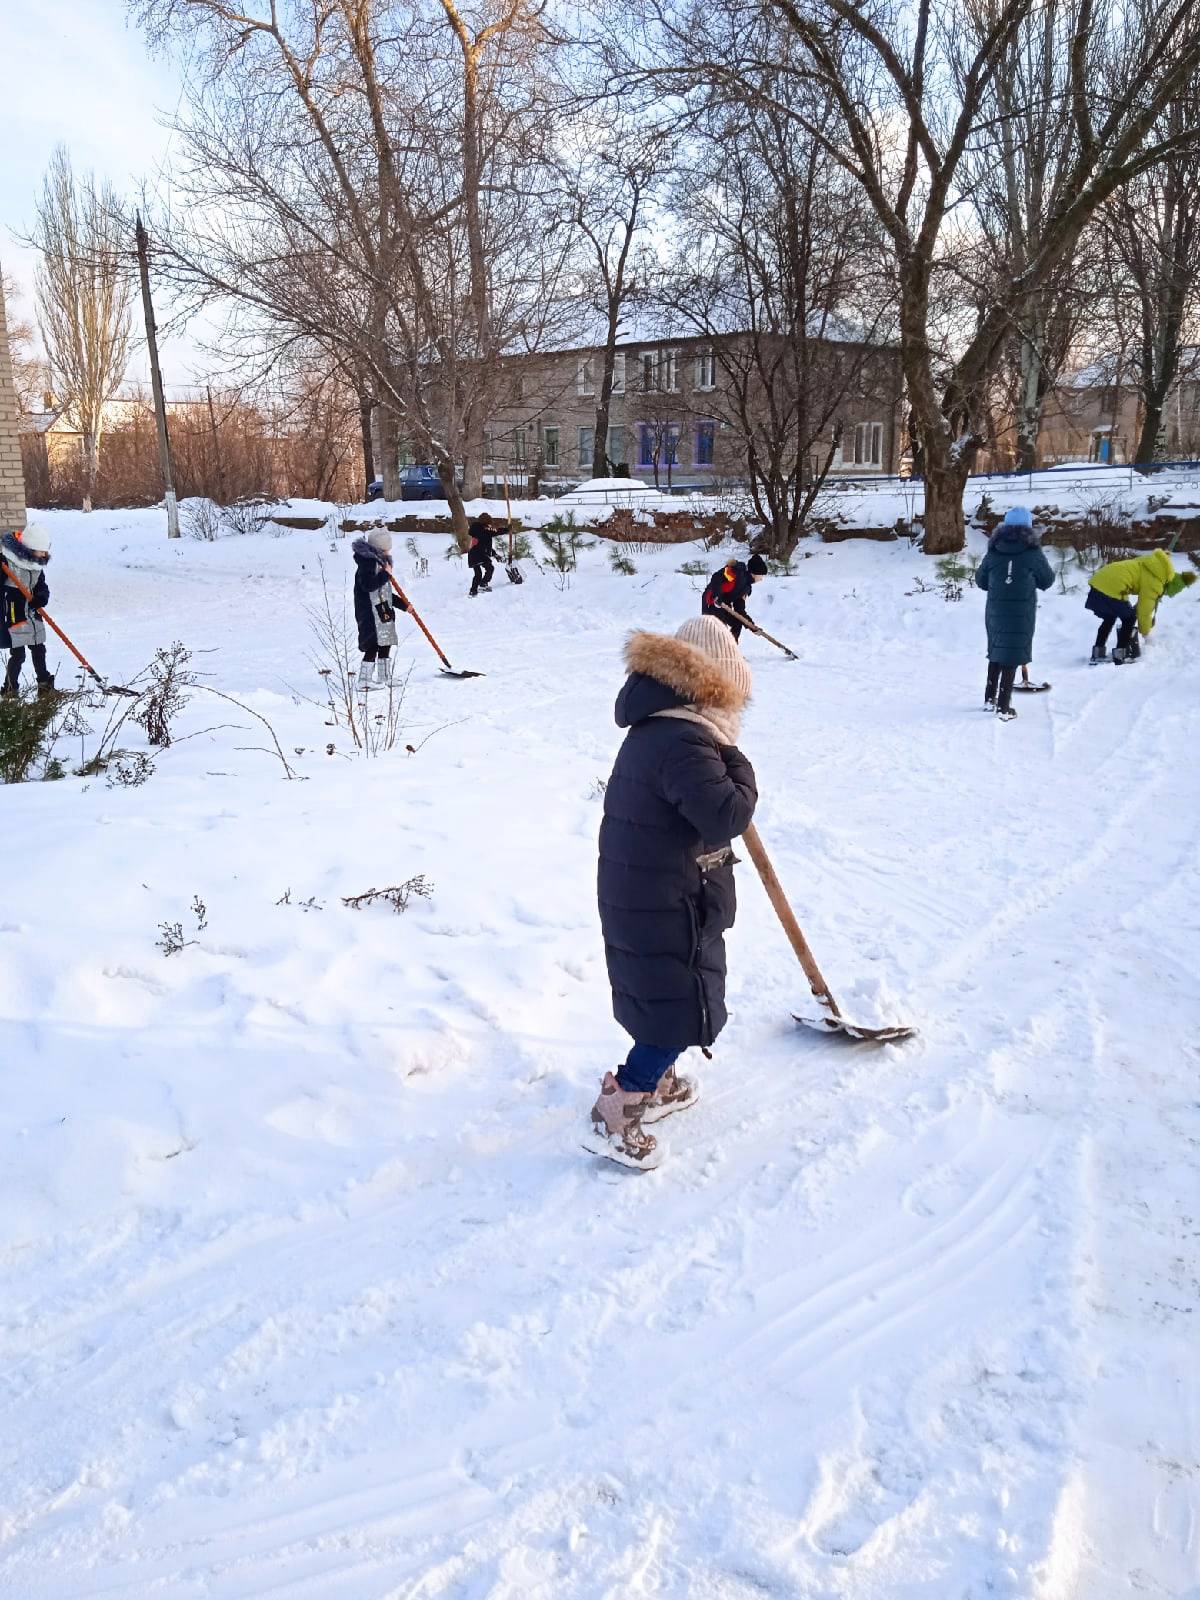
[{"x1": 975, "y1": 506, "x2": 1054, "y2": 721}]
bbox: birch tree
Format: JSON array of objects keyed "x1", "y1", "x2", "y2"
[{"x1": 32, "y1": 147, "x2": 134, "y2": 512}]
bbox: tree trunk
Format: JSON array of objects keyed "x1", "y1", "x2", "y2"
[
  {"x1": 1014, "y1": 320, "x2": 1044, "y2": 474},
  {"x1": 921, "y1": 458, "x2": 969, "y2": 553},
  {"x1": 82, "y1": 431, "x2": 99, "y2": 512},
  {"x1": 375, "y1": 405, "x2": 401, "y2": 500},
  {"x1": 438, "y1": 457, "x2": 470, "y2": 548},
  {"x1": 358, "y1": 395, "x2": 375, "y2": 492},
  {"x1": 461, "y1": 409, "x2": 485, "y2": 500}
]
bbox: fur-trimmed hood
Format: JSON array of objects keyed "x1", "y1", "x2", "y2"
[
  {"x1": 1, "y1": 530, "x2": 49, "y2": 570},
  {"x1": 622, "y1": 630, "x2": 750, "y2": 718},
  {"x1": 352, "y1": 536, "x2": 390, "y2": 566}
]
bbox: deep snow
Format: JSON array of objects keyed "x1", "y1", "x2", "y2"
[{"x1": 1, "y1": 510, "x2": 1197, "y2": 1599}]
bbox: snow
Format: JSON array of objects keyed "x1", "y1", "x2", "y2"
[{"x1": 1, "y1": 507, "x2": 1198, "y2": 1597}]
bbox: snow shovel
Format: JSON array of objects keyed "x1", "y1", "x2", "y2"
[
  {"x1": 386, "y1": 573, "x2": 483, "y2": 679},
  {"x1": 742, "y1": 822, "x2": 915, "y2": 1043},
  {"x1": 0, "y1": 560, "x2": 137, "y2": 696},
  {"x1": 714, "y1": 603, "x2": 798, "y2": 661},
  {"x1": 502, "y1": 477, "x2": 524, "y2": 585}
]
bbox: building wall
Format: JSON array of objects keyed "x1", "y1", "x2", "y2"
[
  {"x1": 1037, "y1": 379, "x2": 1200, "y2": 466},
  {"x1": 488, "y1": 334, "x2": 902, "y2": 487},
  {"x1": 0, "y1": 278, "x2": 27, "y2": 531}
]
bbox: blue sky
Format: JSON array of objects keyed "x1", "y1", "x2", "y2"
[{"x1": 1, "y1": 4, "x2": 193, "y2": 383}]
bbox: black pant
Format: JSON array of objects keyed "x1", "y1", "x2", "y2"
[
  {"x1": 4, "y1": 643, "x2": 50, "y2": 692},
  {"x1": 985, "y1": 662, "x2": 1017, "y2": 712},
  {"x1": 361, "y1": 644, "x2": 391, "y2": 663},
  {"x1": 1085, "y1": 587, "x2": 1136, "y2": 651},
  {"x1": 705, "y1": 605, "x2": 744, "y2": 641},
  {"x1": 470, "y1": 558, "x2": 494, "y2": 595}
]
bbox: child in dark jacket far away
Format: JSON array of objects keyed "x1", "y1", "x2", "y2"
[
  {"x1": 586, "y1": 615, "x2": 758, "y2": 1170},
  {"x1": 701, "y1": 553, "x2": 768, "y2": 638},
  {"x1": 353, "y1": 529, "x2": 405, "y2": 691},
  {"x1": 467, "y1": 512, "x2": 507, "y2": 596},
  {"x1": 1, "y1": 523, "x2": 55, "y2": 697},
  {"x1": 974, "y1": 506, "x2": 1054, "y2": 721}
]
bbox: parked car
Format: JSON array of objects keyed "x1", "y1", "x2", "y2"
[
  {"x1": 401, "y1": 464, "x2": 449, "y2": 501},
  {"x1": 365, "y1": 477, "x2": 384, "y2": 502}
]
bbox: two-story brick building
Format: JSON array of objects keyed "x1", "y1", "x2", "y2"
[
  {"x1": 381, "y1": 312, "x2": 903, "y2": 493},
  {"x1": 484, "y1": 316, "x2": 904, "y2": 491}
]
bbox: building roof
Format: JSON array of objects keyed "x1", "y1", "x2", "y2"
[{"x1": 514, "y1": 297, "x2": 892, "y2": 358}]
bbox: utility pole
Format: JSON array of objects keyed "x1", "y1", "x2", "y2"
[{"x1": 135, "y1": 213, "x2": 180, "y2": 538}]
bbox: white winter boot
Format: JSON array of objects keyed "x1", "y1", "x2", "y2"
[
  {"x1": 640, "y1": 1061, "x2": 700, "y2": 1124},
  {"x1": 356, "y1": 660, "x2": 373, "y2": 692},
  {"x1": 580, "y1": 1072, "x2": 663, "y2": 1169},
  {"x1": 375, "y1": 655, "x2": 393, "y2": 686}
]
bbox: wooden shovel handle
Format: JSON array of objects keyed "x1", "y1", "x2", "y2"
[
  {"x1": 387, "y1": 572, "x2": 454, "y2": 672},
  {"x1": 741, "y1": 822, "x2": 842, "y2": 1017}
]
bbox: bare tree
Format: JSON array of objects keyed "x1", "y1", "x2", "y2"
[
  {"x1": 660, "y1": 94, "x2": 895, "y2": 557},
  {"x1": 558, "y1": 126, "x2": 667, "y2": 478},
  {"x1": 31, "y1": 147, "x2": 134, "y2": 511},
  {"x1": 1103, "y1": 84, "x2": 1200, "y2": 463},
  {"x1": 1, "y1": 275, "x2": 48, "y2": 415},
  {"x1": 135, "y1": 0, "x2": 563, "y2": 539},
  {"x1": 617, "y1": 0, "x2": 1200, "y2": 549},
  {"x1": 960, "y1": 0, "x2": 1090, "y2": 472}
]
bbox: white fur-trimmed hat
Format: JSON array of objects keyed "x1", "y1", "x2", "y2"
[{"x1": 367, "y1": 529, "x2": 393, "y2": 554}]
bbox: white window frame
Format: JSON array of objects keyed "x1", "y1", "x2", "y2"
[
  {"x1": 578, "y1": 425, "x2": 594, "y2": 469},
  {"x1": 853, "y1": 421, "x2": 884, "y2": 467},
  {"x1": 576, "y1": 356, "x2": 595, "y2": 396},
  {"x1": 641, "y1": 352, "x2": 657, "y2": 392},
  {"x1": 607, "y1": 425, "x2": 627, "y2": 467},
  {"x1": 611, "y1": 353, "x2": 626, "y2": 395},
  {"x1": 543, "y1": 426, "x2": 559, "y2": 467},
  {"x1": 694, "y1": 349, "x2": 716, "y2": 391},
  {"x1": 663, "y1": 349, "x2": 679, "y2": 392}
]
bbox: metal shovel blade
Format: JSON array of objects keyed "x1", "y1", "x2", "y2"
[
  {"x1": 439, "y1": 668, "x2": 485, "y2": 679},
  {"x1": 793, "y1": 1012, "x2": 916, "y2": 1043}
]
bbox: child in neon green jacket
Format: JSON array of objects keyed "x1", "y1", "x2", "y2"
[{"x1": 1085, "y1": 549, "x2": 1195, "y2": 662}]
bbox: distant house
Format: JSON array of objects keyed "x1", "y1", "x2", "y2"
[{"x1": 1035, "y1": 350, "x2": 1200, "y2": 465}]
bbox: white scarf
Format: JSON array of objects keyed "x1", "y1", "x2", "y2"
[{"x1": 652, "y1": 704, "x2": 742, "y2": 746}]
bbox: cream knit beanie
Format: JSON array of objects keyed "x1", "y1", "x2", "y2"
[{"x1": 673, "y1": 614, "x2": 752, "y2": 704}]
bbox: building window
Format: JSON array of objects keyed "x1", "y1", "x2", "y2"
[
  {"x1": 695, "y1": 350, "x2": 716, "y2": 391},
  {"x1": 544, "y1": 426, "x2": 559, "y2": 467},
  {"x1": 638, "y1": 423, "x2": 655, "y2": 466},
  {"x1": 662, "y1": 349, "x2": 679, "y2": 392},
  {"x1": 611, "y1": 353, "x2": 626, "y2": 395},
  {"x1": 666, "y1": 424, "x2": 681, "y2": 465},
  {"x1": 513, "y1": 428, "x2": 526, "y2": 463},
  {"x1": 641, "y1": 352, "x2": 657, "y2": 392},
  {"x1": 577, "y1": 357, "x2": 595, "y2": 396},
  {"x1": 607, "y1": 426, "x2": 627, "y2": 468},
  {"x1": 578, "y1": 426, "x2": 594, "y2": 469},
  {"x1": 1098, "y1": 385, "x2": 1118, "y2": 413},
  {"x1": 853, "y1": 421, "x2": 884, "y2": 467},
  {"x1": 696, "y1": 420, "x2": 715, "y2": 466}
]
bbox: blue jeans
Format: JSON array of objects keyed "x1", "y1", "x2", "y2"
[
  {"x1": 617, "y1": 1042, "x2": 682, "y2": 1094},
  {"x1": 1085, "y1": 587, "x2": 1136, "y2": 650}
]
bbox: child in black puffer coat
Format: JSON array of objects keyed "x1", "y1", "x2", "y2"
[{"x1": 585, "y1": 614, "x2": 758, "y2": 1169}]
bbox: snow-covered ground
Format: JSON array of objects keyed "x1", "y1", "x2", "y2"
[{"x1": 1, "y1": 509, "x2": 1198, "y2": 1598}]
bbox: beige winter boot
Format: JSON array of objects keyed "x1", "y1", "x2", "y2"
[
  {"x1": 581, "y1": 1071, "x2": 663, "y2": 1170},
  {"x1": 640, "y1": 1062, "x2": 700, "y2": 1125}
]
